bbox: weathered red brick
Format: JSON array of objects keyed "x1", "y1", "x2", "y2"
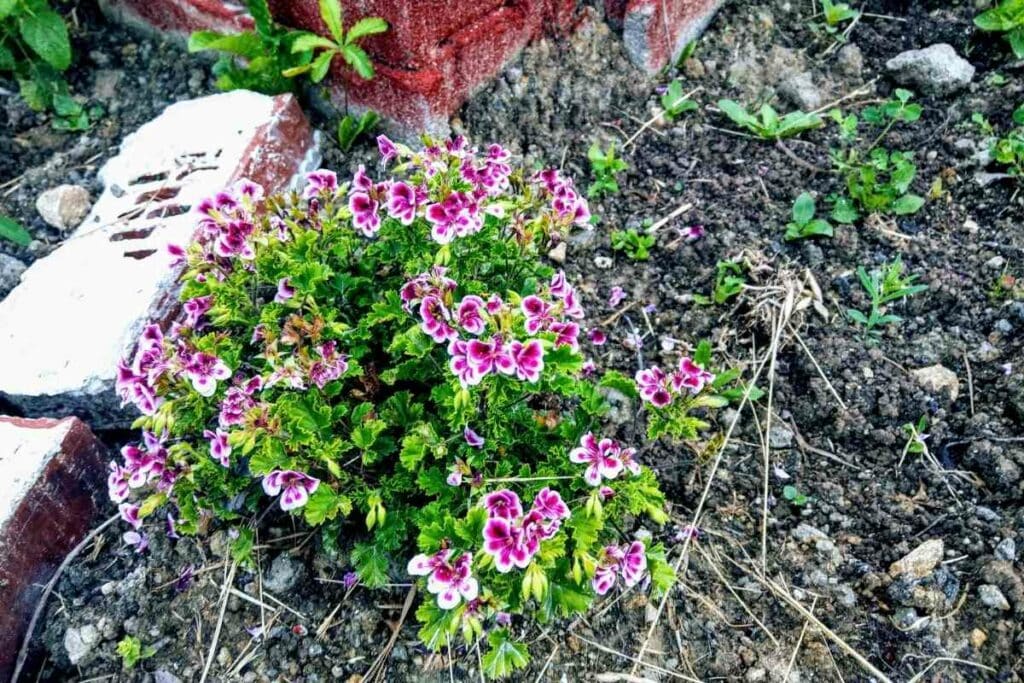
[
  {"x1": 622, "y1": 0, "x2": 724, "y2": 74},
  {"x1": 0, "y1": 417, "x2": 109, "y2": 682},
  {"x1": 98, "y1": 0, "x2": 253, "y2": 37}
]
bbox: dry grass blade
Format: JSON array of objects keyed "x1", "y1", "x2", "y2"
[
  {"x1": 362, "y1": 585, "x2": 417, "y2": 682},
  {"x1": 572, "y1": 635, "x2": 701, "y2": 682},
  {"x1": 782, "y1": 596, "x2": 817, "y2": 681},
  {"x1": 200, "y1": 560, "x2": 238, "y2": 683},
  {"x1": 906, "y1": 656, "x2": 996, "y2": 682}
]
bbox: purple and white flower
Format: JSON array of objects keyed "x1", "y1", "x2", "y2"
[{"x1": 262, "y1": 470, "x2": 320, "y2": 511}]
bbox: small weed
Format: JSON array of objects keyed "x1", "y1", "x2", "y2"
[
  {"x1": 660, "y1": 80, "x2": 699, "y2": 121},
  {"x1": 717, "y1": 99, "x2": 823, "y2": 140},
  {"x1": 901, "y1": 416, "x2": 929, "y2": 456},
  {"x1": 611, "y1": 228, "x2": 655, "y2": 260},
  {"x1": 0, "y1": 215, "x2": 31, "y2": 246},
  {"x1": 989, "y1": 103, "x2": 1024, "y2": 179},
  {"x1": 784, "y1": 192, "x2": 834, "y2": 241},
  {"x1": 587, "y1": 143, "x2": 628, "y2": 198},
  {"x1": 695, "y1": 260, "x2": 746, "y2": 306},
  {"x1": 337, "y1": 110, "x2": 380, "y2": 151},
  {"x1": 0, "y1": 0, "x2": 78, "y2": 116},
  {"x1": 846, "y1": 255, "x2": 927, "y2": 336},
  {"x1": 974, "y1": 0, "x2": 1024, "y2": 59},
  {"x1": 972, "y1": 111, "x2": 995, "y2": 136},
  {"x1": 116, "y1": 636, "x2": 155, "y2": 670},
  {"x1": 829, "y1": 148, "x2": 925, "y2": 222},
  {"x1": 283, "y1": 1, "x2": 388, "y2": 81},
  {"x1": 816, "y1": 0, "x2": 859, "y2": 34},
  {"x1": 782, "y1": 485, "x2": 810, "y2": 507},
  {"x1": 674, "y1": 39, "x2": 699, "y2": 68}
]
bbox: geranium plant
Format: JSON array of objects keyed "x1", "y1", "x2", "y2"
[{"x1": 108, "y1": 136, "x2": 732, "y2": 675}]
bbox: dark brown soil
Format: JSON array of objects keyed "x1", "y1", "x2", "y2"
[{"x1": 15, "y1": 0, "x2": 1024, "y2": 681}]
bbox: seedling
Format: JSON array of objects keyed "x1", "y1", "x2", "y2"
[
  {"x1": 784, "y1": 192, "x2": 834, "y2": 241},
  {"x1": 975, "y1": 0, "x2": 1024, "y2": 59},
  {"x1": 611, "y1": 228, "x2": 655, "y2": 260},
  {"x1": 695, "y1": 260, "x2": 746, "y2": 305},
  {"x1": 990, "y1": 269, "x2": 1024, "y2": 300},
  {"x1": 660, "y1": 80, "x2": 698, "y2": 121},
  {"x1": 846, "y1": 255, "x2": 927, "y2": 335},
  {"x1": 587, "y1": 143, "x2": 628, "y2": 198},
  {"x1": 862, "y1": 89, "x2": 922, "y2": 148},
  {"x1": 988, "y1": 103, "x2": 1024, "y2": 180},
  {"x1": 901, "y1": 416, "x2": 929, "y2": 456},
  {"x1": 829, "y1": 148, "x2": 925, "y2": 222},
  {"x1": 189, "y1": 0, "x2": 314, "y2": 94},
  {"x1": 0, "y1": 215, "x2": 31, "y2": 246},
  {"x1": 116, "y1": 636, "x2": 155, "y2": 669},
  {"x1": 284, "y1": 0, "x2": 388, "y2": 81},
  {"x1": 819, "y1": 0, "x2": 860, "y2": 31},
  {"x1": 717, "y1": 99, "x2": 823, "y2": 140},
  {"x1": 337, "y1": 110, "x2": 380, "y2": 152},
  {"x1": 782, "y1": 485, "x2": 809, "y2": 507}
]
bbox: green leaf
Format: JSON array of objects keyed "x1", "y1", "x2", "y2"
[
  {"x1": 230, "y1": 528, "x2": 255, "y2": 565},
  {"x1": 975, "y1": 7, "x2": 1018, "y2": 31},
  {"x1": 802, "y1": 218, "x2": 834, "y2": 238},
  {"x1": 830, "y1": 197, "x2": 858, "y2": 224},
  {"x1": 598, "y1": 369, "x2": 638, "y2": 399},
  {"x1": 303, "y1": 486, "x2": 350, "y2": 525},
  {"x1": 309, "y1": 49, "x2": 335, "y2": 83},
  {"x1": 892, "y1": 194, "x2": 924, "y2": 215},
  {"x1": 481, "y1": 630, "x2": 530, "y2": 678},
  {"x1": 346, "y1": 17, "x2": 388, "y2": 43},
  {"x1": 19, "y1": 9, "x2": 71, "y2": 71},
  {"x1": 846, "y1": 309, "x2": 868, "y2": 325},
  {"x1": 0, "y1": 43, "x2": 14, "y2": 71},
  {"x1": 0, "y1": 0, "x2": 16, "y2": 20},
  {"x1": 352, "y1": 542, "x2": 389, "y2": 588},
  {"x1": 290, "y1": 32, "x2": 337, "y2": 53},
  {"x1": 792, "y1": 192, "x2": 815, "y2": 225},
  {"x1": 0, "y1": 215, "x2": 31, "y2": 246},
  {"x1": 245, "y1": 0, "x2": 276, "y2": 40},
  {"x1": 717, "y1": 99, "x2": 753, "y2": 127},
  {"x1": 188, "y1": 31, "x2": 263, "y2": 58},
  {"x1": 1008, "y1": 26, "x2": 1024, "y2": 58},
  {"x1": 341, "y1": 43, "x2": 373, "y2": 79},
  {"x1": 319, "y1": 0, "x2": 345, "y2": 43}
]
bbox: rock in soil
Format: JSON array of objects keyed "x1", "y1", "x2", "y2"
[
  {"x1": 63, "y1": 624, "x2": 100, "y2": 665},
  {"x1": 34, "y1": 184, "x2": 91, "y2": 231},
  {"x1": 889, "y1": 539, "x2": 944, "y2": 578},
  {"x1": 978, "y1": 584, "x2": 1011, "y2": 611},
  {"x1": 885, "y1": 43, "x2": 975, "y2": 95},
  {"x1": 0, "y1": 253, "x2": 26, "y2": 298},
  {"x1": 911, "y1": 364, "x2": 960, "y2": 401}
]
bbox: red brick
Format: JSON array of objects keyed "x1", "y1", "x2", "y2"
[
  {"x1": 622, "y1": 0, "x2": 724, "y2": 74},
  {"x1": 98, "y1": 0, "x2": 253, "y2": 37},
  {"x1": 0, "y1": 417, "x2": 109, "y2": 682}
]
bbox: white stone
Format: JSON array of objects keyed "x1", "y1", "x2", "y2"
[
  {"x1": 889, "y1": 539, "x2": 944, "y2": 578},
  {"x1": 911, "y1": 364, "x2": 960, "y2": 402},
  {"x1": 0, "y1": 91, "x2": 318, "y2": 427},
  {"x1": 64, "y1": 624, "x2": 101, "y2": 665},
  {"x1": 36, "y1": 184, "x2": 92, "y2": 231}
]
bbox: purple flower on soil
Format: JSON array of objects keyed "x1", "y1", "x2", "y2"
[
  {"x1": 184, "y1": 352, "x2": 231, "y2": 397},
  {"x1": 408, "y1": 550, "x2": 479, "y2": 610},
  {"x1": 123, "y1": 530, "x2": 149, "y2": 553},
  {"x1": 183, "y1": 295, "x2": 213, "y2": 328},
  {"x1": 522, "y1": 295, "x2": 554, "y2": 334},
  {"x1": 419, "y1": 296, "x2": 457, "y2": 344},
  {"x1": 464, "y1": 426, "x2": 485, "y2": 448},
  {"x1": 570, "y1": 433, "x2": 625, "y2": 486},
  {"x1": 166, "y1": 513, "x2": 180, "y2": 539},
  {"x1": 309, "y1": 341, "x2": 348, "y2": 388},
  {"x1": 175, "y1": 564, "x2": 196, "y2": 593},
  {"x1": 608, "y1": 286, "x2": 627, "y2": 308},
  {"x1": 377, "y1": 135, "x2": 398, "y2": 164},
  {"x1": 482, "y1": 489, "x2": 523, "y2": 520},
  {"x1": 203, "y1": 428, "x2": 232, "y2": 467},
  {"x1": 119, "y1": 502, "x2": 142, "y2": 530},
  {"x1": 624, "y1": 332, "x2": 644, "y2": 350},
  {"x1": 531, "y1": 487, "x2": 570, "y2": 520},
  {"x1": 457, "y1": 295, "x2": 487, "y2": 335},
  {"x1": 262, "y1": 470, "x2": 320, "y2": 511},
  {"x1": 386, "y1": 181, "x2": 418, "y2": 225},
  {"x1": 550, "y1": 321, "x2": 580, "y2": 351},
  {"x1": 349, "y1": 191, "x2": 381, "y2": 236},
  {"x1": 343, "y1": 570, "x2": 359, "y2": 590},
  {"x1": 508, "y1": 339, "x2": 544, "y2": 382},
  {"x1": 581, "y1": 359, "x2": 597, "y2": 376},
  {"x1": 467, "y1": 337, "x2": 514, "y2": 377},
  {"x1": 494, "y1": 612, "x2": 512, "y2": 627},
  {"x1": 424, "y1": 191, "x2": 483, "y2": 244},
  {"x1": 680, "y1": 224, "x2": 706, "y2": 241},
  {"x1": 636, "y1": 367, "x2": 672, "y2": 408},
  {"x1": 448, "y1": 340, "x2": 482, "y2": 388},
  {"x1": 671, "y1": 357, "x2": 714, "y2": 394},
  {"x1": 588, "y1": 328, "x2": 607, "y2": 346},
  {"x1": 591, "y1": 541, "x2": 648, "y2": 595},
  {"x1": 302, "y1": 169, "x2": 338, "y2": 200},
  {"x1": 675, "y1": 524, "x2": 701, "y2": 542},
  {"x1": 275, "y1": 277, "x2": 295, "y2": 303}
]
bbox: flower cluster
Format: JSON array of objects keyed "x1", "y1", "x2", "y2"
[
  {"x1": 635, "y1": 356, "x2": 715, "y2": 408},
  {"x1": 569, "y1": 433, "x2": 641, "y2": 486},
  {"x1": 407, "y1": 549, "x2": 479, "y2": 609},
  {"x1": 592, "y1": 541, "x2": 648, "y2": 595},
  {"x1": 108, "y1": 135, "x2": 680, "y2": 678},
  {"x1": 404, "y1": 268, "x2": 585, "y2": 388},
  {"x1": 481, "y1": 488, "x2": 570, "y2": 573}
]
